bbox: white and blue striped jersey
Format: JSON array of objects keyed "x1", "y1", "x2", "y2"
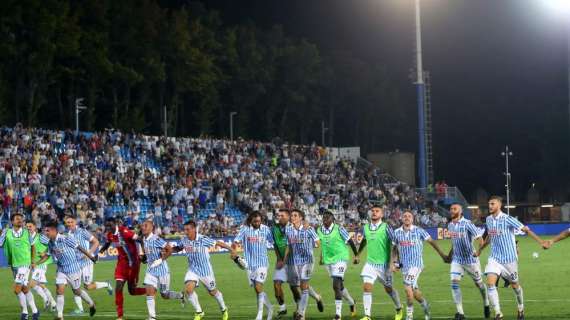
[
  {"x1": 234, "y1": 224, "x2": 273, "y2": 271},
  {"x1": 143, "y1": 233, "x2": 169, "y2": 277},
  {"x1": 179, "y1": 234, "x2": 216, "y2": 277},
  {"x1": 41, "y1": 234, "x2": 82, "y2": 275},
  {"x1": 285, "y1": 225, "x2": 319, "y2": 265},
  {"x1": 67, "y1": 226, "x2": 94, "y2": 267},
  {"x1": 485, "y1": 212, "x2": 524, "y2": 264},
  {"x1": 393, "y1": 225, "x2": 431, "y2": 269},
  {"x1": 448, "y1": 218, "x2": 483, "y2": 265}
]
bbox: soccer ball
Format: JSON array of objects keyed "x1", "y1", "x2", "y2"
[{"x1": 532, "y1": 252, "x2": 539, "y2": 259}]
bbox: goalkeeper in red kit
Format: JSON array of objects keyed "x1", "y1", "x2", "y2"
[{"x1": 99, "y1": 217, "x2": 147, "y2": 320}]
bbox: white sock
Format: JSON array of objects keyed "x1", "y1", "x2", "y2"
[
  {"x1": 79, "y1": 289, "x2": 94, "y2": 307},
  {"x1": 513, "y1": 287, "x2": 524, "y2": 312},
  {"x1": 187, "y1": 292, "x2": 202, "y2": 313},
  {"x1": 263, "y1": 291, "x2": 273, "y2": 310},
  {"x1": 298, "y1": 289, "x2": 309, "y2": 316},
  {"x1": 363, "y1": 292, "x2": 372, "y2": 316},
  {"x1": 44, "y1": 287, "x2": 56, "y2": 305},
  {"x1": 387, "y1": 288, "x2": 403, "y2": 309},
  {"x1": 214, "y1": 291, "x2": 226, "y2": 311},
  {"x1": 256, "y1": 292, "x2": 265, "y2": 318},
  {"x1": 342, "y1": 288, "x2": 355, "y2": 305},
  {"x1": 308, "y1": 286, "x2": 321, "y2": 301},
  {"x1": 74, "y1": 294, "x2": 84, "y2": 311},
  {"x1": 420, "y1": 299, "x2": 429, "y2": 313},
  {"x1": 26, "y1": 291, "x2": 38, "y2": 313},
  {"x1": 335, "y1": 299, "x2": 342, "y2": 316},
  {"x1": 476, "y1": 281, "x2": 489, "y2": 306},
  {"x1": 95, "y1": 282, "x2": 109, "y2": 289},
  {"x1": 279, "y1": 303, "x2": 287, "y2": 311},
  {"x1": 32, "y1": 286, "x2": 48, "y2": 304},
  {"x1": 406, "y1": 304, "x2": 414, "y2": 318},
  {"x1": 451, "y1": 282, "x2": 464, "y2": 314},
  {"x1": 488, "y1": 285, "x2": 501, "y2": 315},
  {"x1": 56, "y1": 295, "x2": 64, "y2": 318},
  {"x1": 146, "y1": 296, "x2": 156, "y2": 318},
  {"x1": 17, "y1": 292, "x2": 28, "y2": 314}
]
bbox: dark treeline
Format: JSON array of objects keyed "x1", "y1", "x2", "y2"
[{"x1": 0, "y1": 0, "x2": 408, "y2": 151}]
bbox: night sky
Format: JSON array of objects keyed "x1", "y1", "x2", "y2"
[{"x1": 205, "y1": 0, "x2": 569, "y2": 201}]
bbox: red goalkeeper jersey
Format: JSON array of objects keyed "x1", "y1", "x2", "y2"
[{"x1": 106, "y1": 226, "x2": 140, "y2": 266}]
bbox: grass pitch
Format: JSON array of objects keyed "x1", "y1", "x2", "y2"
[{"x1": 0, "y1": 237, "x2": 569, "y2": 319}]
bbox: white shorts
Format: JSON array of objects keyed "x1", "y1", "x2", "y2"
[
  {"x1": 360, "y1": 263, "x2": 393, "y2": 288},
  {"x1": 247, "y1": 267, "x2": 268, "y2": 286},
  {"x1": 287, "y1": 264, "x2": 314, "y2": 285},
  {"x1": 273, "y1": 267, "x2": 288, "y2": 283},
  {"x1": 450, "y1": 262, "x2": 483, "y2": 282},
  {"x1": 144, "y1": 272, "x2": 171, "y2": 292},
  {"x1": 325, "y1": 261, "x2": 348, "y2": 279},
  {"x1": 56, "y1": 272, "x2": 82, "y2": 290},
  {"x1": 184, "y1": 270, "x2": 217, "y2": 291},
  {"x1": 80, "y1": 263, "x2": 94, "y2": 285},
  {"x1": 12, "y1": 266, "x2": 30, "y2": 286},
  {"x1": 402, "y1": 267, "x2": 422, "y2": 289},
  {"x1": 485, "y1": 259, "x2": 519, "y2": 283},
  {"x1": 31, "y1": 265, "x2": 48, "y2": 284}
]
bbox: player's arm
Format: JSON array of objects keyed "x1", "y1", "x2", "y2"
[
  {"x1": 521, "y1": 226, "x2": 545, "y2": 247},
  {"x1": 426, "y1": 237, "x2": 448, "y2": 261},
  {"x1": 445, "y1": 246, "x2": 453, "y2": 264},
  {"x1": 545, "y1": 229, "x2": 570, "y2": 249},
  {"x1": 78, "y1": 245, "x2": 98, "y2": 263},
  {"x1": 36, "y1": 251, "x2": 50, "y2": 265},
  {"x1": 474, "y1": 233, "x2": 490, "y2": 257},
  {"x1": 215, "y1": 240, "x2": 236, "y2": 256},
  {"x1": 390, "y1": 244, "x2": 400, "y2": 272},
  {"x1": 161, "y1": 243, "x2": 173, "y2": 260},
  {"x1": 99, "y1": 241, "x2": 111, "y2": 254},
  {"x1": 30, "y1": 243, "x2": 36, "y2": 269},
  {"x1": 138, "y1": 238, "x2": 147, "y2": 263}
]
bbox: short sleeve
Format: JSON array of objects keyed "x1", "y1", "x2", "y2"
[
  {"x1": 202, "y1": 236, "x2": 217, "y2": 248},
  {"x1": 466, "y1": 221, "x2": 483, "y2": 239},
  {"x1": 419, "y1": 228, "x2": 431, "y2": 241},
  {"x1": 81, "y1": 229, "x2": 94, "y2": 242},
  {"x1": 339, "y1": 226, "x2": 350, "y2": 243},
  {"x1": 234, "y1": 226, "x2": 245, "y2": 243},
  {"x1": 0, "y1": 229, "x2": 7, "y2": 246},
  {"x1": 386, "y1": 225, "x2": 395, "y2": 242},
  {"x1": 308, "y1": 228, "x2": 318, "y2": 242},
  {"x1": 39, "y1": 234, "x2": 50, "y2": 245},
  {"x1": 155, "y1": 237, "x2": 167, "y2": 249},
  {"x1": 265, "y1": 227, "x2": 274, "y2": 245},
  {"x1": 505, "y1": 216, "x2": 524, "y2": 231},
  {"x1": 121, "y1": 227, "x2": 135, "y2": 241},
  {"x1": 64, "y1": 236, "x2": 79, "y2": 249}
]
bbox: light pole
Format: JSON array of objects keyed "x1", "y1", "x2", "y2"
[
  {"x1": 414, "y1": 0, "x2": 427, "y2": 189},
  {"x1": 321, "y1": 120, "x2": 328, "y2": 147},
  {"x1": 229, "y1": 111, "x2": 238, "y2": 141},
  {"x1": 501, "y1": 146, "x2": 513, "y2": 214},
  {"x1": 75, "y1": 98, "x2": 87, "y2": 136}
]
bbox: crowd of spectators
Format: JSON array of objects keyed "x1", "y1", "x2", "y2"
[{"x1": 0, "y1": 126, "x2": 449, "y2": 239}]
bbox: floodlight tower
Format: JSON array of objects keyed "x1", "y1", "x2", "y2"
[{"x1": 414, "y1": 0, "x2": 428, "y2": 188}]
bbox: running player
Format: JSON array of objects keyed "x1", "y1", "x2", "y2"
[
  {"x1": 285, "y1": 209, "x2": 322, "y2": 320},
  {"x1": 474, "y1": 196, "x2": 546, "y2": 320},
  {"x1": 65, "y1": 215, "x2": 112, "y2": 316},
  {"x1": 272, "y1": 208, "x2": 323, "y2": 319},
  {"x1": 0, "y1": 212, "x2": 40, "y2": 320},
  {"x1": 173, "y1": 220, "x2": 234, "y2": 320},
  {"x1": 355, "y1": 205, "x2": 403, "y2": 320},
  {"x1": 232, "y1": 211, "x2": 274, "y2": 320},
  {"x1": 392, "y1": 210, "x2": 448, "y2": 320},
  {"x1": 98, "y1": 217, "x2": 147, "y2": 320},
  {"x1": 141, "y1": 219, "x2": 184, "y2": 320},
  {"x1": 316, "y1": 210, "x2": 358, "y2": 320},
  {"x1": 444, "y1": 203, "x2": 490, "y2": 320},
  {"x1": 27, "y1": 221, "x2": 57, "y2": 312},
  {"x1": 38, "y1": 220, "x2": 98, "y2": 320}
]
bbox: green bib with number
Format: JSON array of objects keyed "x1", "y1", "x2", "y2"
[
  {"x1": 32, "y1": 234, "x2": 52, "y2": 266},
  {"x1": 5, "y1": 228, "x2": 32, "y2": 267},
  {"x1": 317, "y1": 224, "x2": 349, "y2": 264},
  {"x1": 363, "y1": 222, "x2": 391, "y2": 265}
]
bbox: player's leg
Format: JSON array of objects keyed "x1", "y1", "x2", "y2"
[
  {"x1": 126, "y1": 262, "x2": 147, "y2": 295},
  {"x1": 360, "y1": 263, "x2": 378, "y2": 320},
  {"x1": 251, "y1": 267, "x2": 271, "y2": 320},
  {"x1": 83, "y1": 263, "x2": 113, "y2": 294},
  {"x1": 403, "y1": 268, "x2": 429, "y2": 320},
  {"x1": 287, "y1": 265, "x2": 302, "y2": 311},
  {"x1": 184, "y1": 271, "x2": 204, "y2": 317},
  {"x1": 29, "y1": 274, "x2": 48, "y2": 308},
  {"x1": 70, "y1": 272, "x2": 96, "y2": 317},
  {"x1": 13, "y1": 267, "x2": 30, "y2": 318},
  {"x1": 273, "y1": 266, "x2": 288, "y2": 316},
  {"x1": 380, "y1": 264, "x2": 403, "y2": 319},
  {"x1": 39, "y1": 283, "x2": 56, "y2": 311},
  {"x1": 203, "y1": 276, "x2": 228, "y2": 318},
  {"x1": 450, "y1": 263, "x2": 465, "y2": 318},
  {"x1": 115, "y1": 280, "x2": 126, "y2": 319},
  {"x1": 330, "y1": 261, "x2": 353, "y2": 319},
  {"x1": 54, "y1": 280, "x2": 66, "y2": 320},
  {"x1": 485, "y1": 260, "x2": 504, "y2": 318},
  {"x1": 158, "y1": 274, "x2": 183, "y2": 300},
  {"x1": 72, "y1": 266, "x2": 87, "y2": 314},
  {"x1": 466, "y1": 263, "x2": 490, "y2": 318},
  {"x1": 144, "y1": 273, "x2": 159, "y2": 319},
  {"x1": 22, "y1": 284, "x2": 39, "y2": 319},
  {"x1": 506, "y1": 263, "x2": 524, "y2": 319}
]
